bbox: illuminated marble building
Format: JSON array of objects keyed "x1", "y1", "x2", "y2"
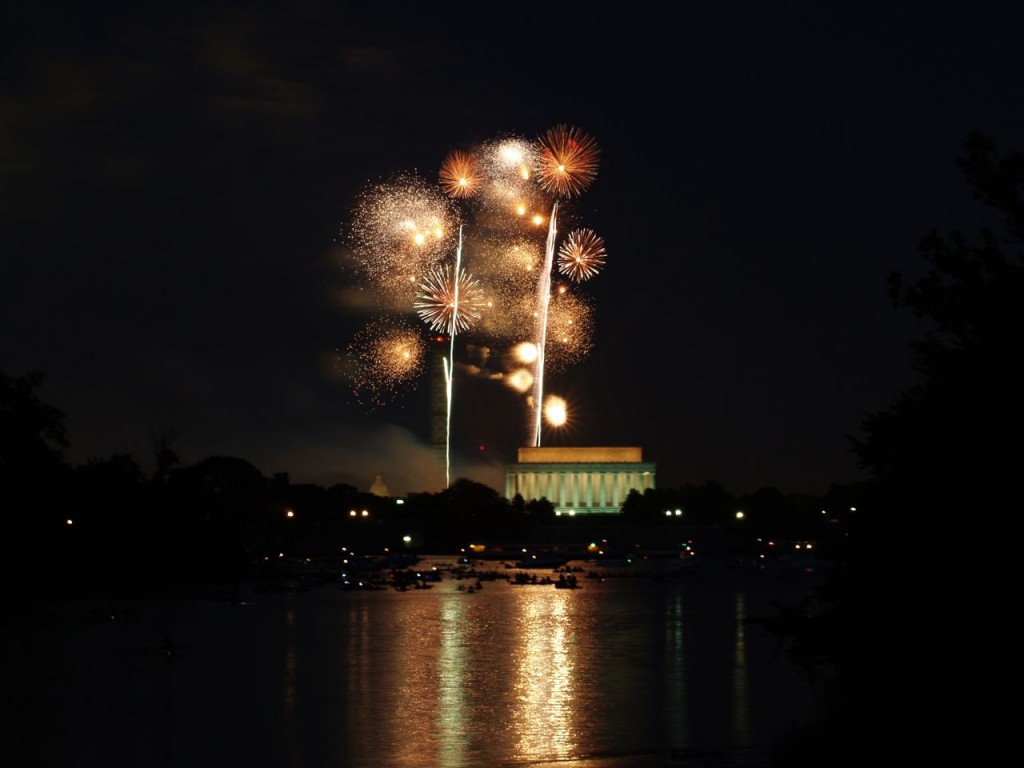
[{"x1": 504, "y1": 446, "x2": 656, "y2": 515}]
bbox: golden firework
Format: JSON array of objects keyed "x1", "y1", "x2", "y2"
[
  {"x1": 439, "y1": 149, "x2": 482, "y2": 198},
  {"x1": 464, "y1": 237, "x2": 542, "y2": 341},
  {"x1": 543, "y1": 394, "x2": 568, "y2": 427},
  {"x1": 345, "y1": 317, "x2": 426, "y2": 408},
  {"x1": 505, "y1": 367, "x2": 534, "y2": 393},
  {"x1": 543, "y1": 286, "x2": 595, "y2": 372},
  {"x1": 346, "y1": 173, "x2": 461, "y2": 304},
  {"x1": 557, "y1": 228, "x2": 607, "y2": 282},
  {"x1": 340, "y1": 126, "x2": 605, "y2": 434},
  {"x1": 414, "y1": 265, "x2": 487, "y2": 334},
  {"x1": 472, "y1": 136, "x2": 552, "y2": 230},
  {"x1": 535, "y1": 124, "x2": 600, "y2": 198},
  {"x1": 485, "y1": 137, "x2": 537, "y2": 180}
]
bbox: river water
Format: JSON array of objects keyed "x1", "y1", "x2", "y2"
[{"x1": 2, "y1": 557, "x2": 829, "y2": 767}]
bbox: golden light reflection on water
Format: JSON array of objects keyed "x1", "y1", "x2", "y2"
[
  {"x1": 342, "y1": 600, "x2": 397, "y2": 761},
  {"x1": 390, "y1": 602, "x2": 444, "y2": 766},
  {"x1": 509, "y1": 590, "x2": 579, "y2": 762},
  {"x1": 437, "y1": 599, "x2": 469, "y2": 767},
  {"x1": 317, "y1": 568, "x2": 811, "y2": 766}
]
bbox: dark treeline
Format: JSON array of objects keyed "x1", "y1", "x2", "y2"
[{"x1": 0, "y1": 368, "x2": 851, "y2": 600}]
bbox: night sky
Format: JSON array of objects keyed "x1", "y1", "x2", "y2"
[{"x1": 3, "y1": 2, "x2": 1022, "y2": 498}]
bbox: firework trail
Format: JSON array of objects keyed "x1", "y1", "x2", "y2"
[
  {"x1": 421, "y1": 145, "x2": 489, "y2": 486},
  {"x1": 412, "y1": 228, "x2": 477, "y2": 487},
  {"x1": 443, "y1": 229, "x2": 462, "y2": 487},
  {"x1": 531, "y1": 201, "x2": 558, "y2": 447}
]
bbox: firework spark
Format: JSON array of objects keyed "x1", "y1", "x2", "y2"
[
  {"x1": 469, "y1": 238, "x2": 543, "y2": 341},
  {"x1": 513, "y1": 341, "x2": 538, "y2": 363},
  {"x1": 414, "y1": 264, "x2": 487, "y2": 335},
  {"x1": 543, "y1": 285, "x2": 595, "y2": 373},
  {"x1": 479, "y1": 136, "x2": 538, "y2": 183},
  {"x1": 557, "y1": 228, "x2": 607, "y2": 282},
  {"x1": 505, "y1": 367, "x2": 534, "y2": 393},
  {"x1": 346, "y1": 172, "x2": 462, "y2": 304},
  {"x1": 543, "y1": 395, "x2": 568, "y2": 427},
  {"x1": 439, "y1": 149, "x2": 482, "y2": 198},
  {"x1": 345, "y1": 317, "x2": 426, "y2": 408},
  {"x1": 464, "y1": 136, "x2": 552, "y2": 231},
  {"x1": 535, "y1": 124, "x2": 600, "y2": 198}
]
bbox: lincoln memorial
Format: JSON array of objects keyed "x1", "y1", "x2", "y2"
[{"x1": 504, "y1": 446, "x2": 656, "y2": 515}]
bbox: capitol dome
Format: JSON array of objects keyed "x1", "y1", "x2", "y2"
[{"x1": 369, "y1": 474, "x2": 390, "y2": 497}]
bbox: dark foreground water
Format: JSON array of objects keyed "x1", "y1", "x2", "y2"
[{"x1": 1, "y1": 558, "x2": 830, "y2": 767}]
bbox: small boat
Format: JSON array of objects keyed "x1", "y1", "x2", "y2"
[{"x1": 554, "y1": 575, "x2": 581, "y2": 589}]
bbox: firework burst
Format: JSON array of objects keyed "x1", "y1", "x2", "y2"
[
  {"x1": 535, "y1": 124, "x2": 600, "y2": 198},
  {"x1": 543, "y1": 284, "x2": 595, "y2": 373},
  {"x1": 557, "y1": 228, "x2": 607, "y2": 282},
  {"x1": 345, "y1": 317, "x2": 427, "y2": 408},
  {"x1": 456, "y1": 136, "x2": 550, "y2": 231},
  {"x1": 468, "y1": 237, "x2": 543, "y2": 340},
  {"x1": 414, "y1": 264, "x2": 487, "y2": 334},
  {"x1": 543, "y1": 394, "x2": 568, "y2": 427},
  {"x1": 439, "y1": 149, "x2": 482, "y2": 199},
  {"x1": 479, "y1": 135, "x2": 538, "y2": 183},
  {"x1": 504, "y1": 366, "x2": 534, "y2": 394},
  {"x1": 346, "y1": 172, "x2": 462, "y2": 303}
]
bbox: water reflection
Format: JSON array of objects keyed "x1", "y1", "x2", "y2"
[
  {"x1": 342, "y1": 599, "x2": 395, "y2": 761},
  {"x1": 663, "y1": 590, "x2": 689, "y2": 748},
  {"x1": 437, "y1": 598, "x2": 469, "y2": 766},
  {"x1": 23, "y1": 564, "x2": 821, "y2": 767},
  {"x1": 391, "y1": 602, "x2": 444, "y2": 766},
  {"x1": 510, "y1": 590, "x2": 579, "y2": 762}
]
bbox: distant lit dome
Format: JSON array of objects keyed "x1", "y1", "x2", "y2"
[{"x1": 370, "y1": 474, "x2": 390, "y2": 497}]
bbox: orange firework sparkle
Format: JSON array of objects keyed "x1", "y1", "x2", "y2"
[
  {"x1": 535, "y1": 124, "x2": 600, "y2": 198},
  {"x1": 557, "y1": 228, "x2": 607, "y2": 282},
  {"x1": 439, "y1": 150, "x2": 482, "y2": 198}
]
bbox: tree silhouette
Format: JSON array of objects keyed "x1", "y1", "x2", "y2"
[
  {"x1": 774, "y1": 133, "x2": 1023, "y2": 768},
  {"x1": 1, "y1": 371, "x2": 74, "y2": 599},
  {"x1": 0, "y1": 370, "x2": 70, "y2": 482},
  {"x1": 853, "y1": 132, "x2": 1024, "y2": 508},
  {"x1": 150, "y1": 425, "x2": 181, "y2": 483}
]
